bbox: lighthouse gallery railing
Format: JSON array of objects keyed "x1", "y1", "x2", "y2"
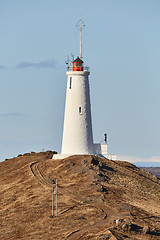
[{"x1": 67, "y1": 66, "x2": 90, "y2": 71}]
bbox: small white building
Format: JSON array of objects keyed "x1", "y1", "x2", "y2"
[{"x1": 53, "y1": 20, "x2": 116, "y2": 160}]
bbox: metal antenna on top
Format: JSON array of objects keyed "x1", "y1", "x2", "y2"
[{"x1": 76, "y1": 19, "x2": 85, "y2": 59}]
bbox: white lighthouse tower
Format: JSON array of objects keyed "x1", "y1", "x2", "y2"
[
  {"x1": 61, "y1": 56, "x2": 94, "y2": 155},
  {"x1": 53, "y1": 20, "x2": 117, "y2": 160}
]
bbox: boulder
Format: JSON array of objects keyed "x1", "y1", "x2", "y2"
[
  {"x1": 143, "y1": 225, "x2": 150, "y2": 234},
  {"x1": 97, "y1": 234, "x2": 111, "y2": 239},
  {"x1": 122, "y1": 223, "x2": 129, "y2": 231}
]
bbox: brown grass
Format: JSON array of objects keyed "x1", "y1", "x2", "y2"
[{"x1": 1, "y1": 152, "x2": 160, "y2": 239}]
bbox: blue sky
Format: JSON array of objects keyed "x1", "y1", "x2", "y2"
[{"x1": 0, "y1": 0, "x2": 160, "y2": 165}]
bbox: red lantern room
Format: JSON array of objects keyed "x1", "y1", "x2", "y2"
[{"x1": 72, "y1": 57, "x2": 83, "y2": 71}]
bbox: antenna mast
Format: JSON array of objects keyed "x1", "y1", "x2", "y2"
[{"x1": 76, "y1": 19, "x2": 85, "y2": 59}]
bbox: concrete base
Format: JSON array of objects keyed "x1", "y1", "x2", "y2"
[
  {"x1": 53, "y1": 154, "x2": 73, "y2": 160},
  {"x1": 53, "y1": 153, "x2": 117, "y2": 160},
  {"x1": 102, "y1": 154, "x2": 117, "y2": 160}
]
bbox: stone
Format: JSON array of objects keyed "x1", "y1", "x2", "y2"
[
  {"x1": 122, "y1": 223, "x2": 129, "y2": 231},
  {"x1": 115, "y1": 218, "x2": 123, "y2": 226},
  {"x1": 151, "y1": 227, "x2": 156, "y2": 233},
  {"x1": 128, "y1": 223, "x2": 132, "y2": 231},
  {"x1": 78, "y1": 216, "x2": 86, "y2": 220},
  {"x1": 143, "y1": 225, "x2": 150, "y2": 234},
  {"x1": 97, "y1": 234, "x2": 111, "y2": 239}
]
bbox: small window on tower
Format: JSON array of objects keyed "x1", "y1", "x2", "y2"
[
  {"x1": 79, "y1": 107, "x2": 82, "y2": 114},
  {"x1": 69, "y1": 77, "x2": 72, "y2": 89}
]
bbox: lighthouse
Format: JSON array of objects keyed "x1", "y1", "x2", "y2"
[
  {"x1": 53, "y1": 20, "x2": 117, "y2": 160},
  {"x1": 61, "y1": 56, "x2": 94, "y2": 155}
]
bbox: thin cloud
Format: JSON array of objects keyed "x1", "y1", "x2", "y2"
[
  {"x1": 0, "y1": 112, "x2": 25, "y2": 117},
  {"x1": 0, "y1": 65, "x2": 7, "y2": 70},
  {"x1": 118, "y1": 155, "x2": 160, "y2": 163},
  {"x1": 16, "y1": 59, "x2": 56, "y2": 69}
]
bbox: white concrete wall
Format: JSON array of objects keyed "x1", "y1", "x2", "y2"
[
  {"x1": 101, "y1": 144, "x2": 108, "y2": 155},
  {"x1": 93, "y1": 144, "x2": 117, "y2": 160},
  {"x1": 93, "y1": 144, "x2": 108, "y2": 155},
  {"x1": 61, "y1": 71, "x2": 94, "y2": 154}
]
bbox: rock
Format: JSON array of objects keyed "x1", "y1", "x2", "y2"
[
  {"x1": 151, "y1": 227, "x2": 156, "y2": 233},
  {"x1": 143, "y1": 225, "x2": 150, "y2": 234},
  {"x1": 122, "y1": 223, "x2": 129, "y2": 231},
  {"x1": 97, "y1": 234, "x2": 111, "y2": 239},
  {"x1": 114, "y1": 218, "x2": 123, "y2": 226},
  {"x1": 99, "y1": 162, "x2": 103, "y2": 167},
  {"x1": 78, "y1": 216, "x2": 86, "y2": 220},
  {"x1": 153, "y1": 175, "x2": 157, "y2": 180},
  {"x1": 128, "y1": 223, "x2": 132, "y2": 231},
  {"x1": 115, "y1": 219, "x2": 120, "y2": 225}
]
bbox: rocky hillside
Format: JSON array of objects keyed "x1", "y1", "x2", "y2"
[
  {"x1": 1, "y1": 152, "x2": 160, "y2": 240},
  {"x1": 140, "y1": 167, "x2": 160, "y2": 178}
]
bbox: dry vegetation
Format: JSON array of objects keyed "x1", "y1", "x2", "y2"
[
  {"x1": 1, "y1": 151, "x2": 160, "y2": 239},
  {"x1": 140, "y1": 167, "x2": 160, "y2": 178}
]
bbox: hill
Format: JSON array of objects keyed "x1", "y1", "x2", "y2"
[
  {"x1": 140, "y1": 167, "x2": 160, "y2": 178},
  {"x1": 1, "y1": 151, "x2": 160, "y2": 239}
]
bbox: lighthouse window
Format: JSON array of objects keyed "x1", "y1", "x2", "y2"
[
  {"x1": 79, "y1": 107, "x2": 82, "y2": 114},
  {"x1": 69, "y1": 77, "x2": 72, "y2": 89}
]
